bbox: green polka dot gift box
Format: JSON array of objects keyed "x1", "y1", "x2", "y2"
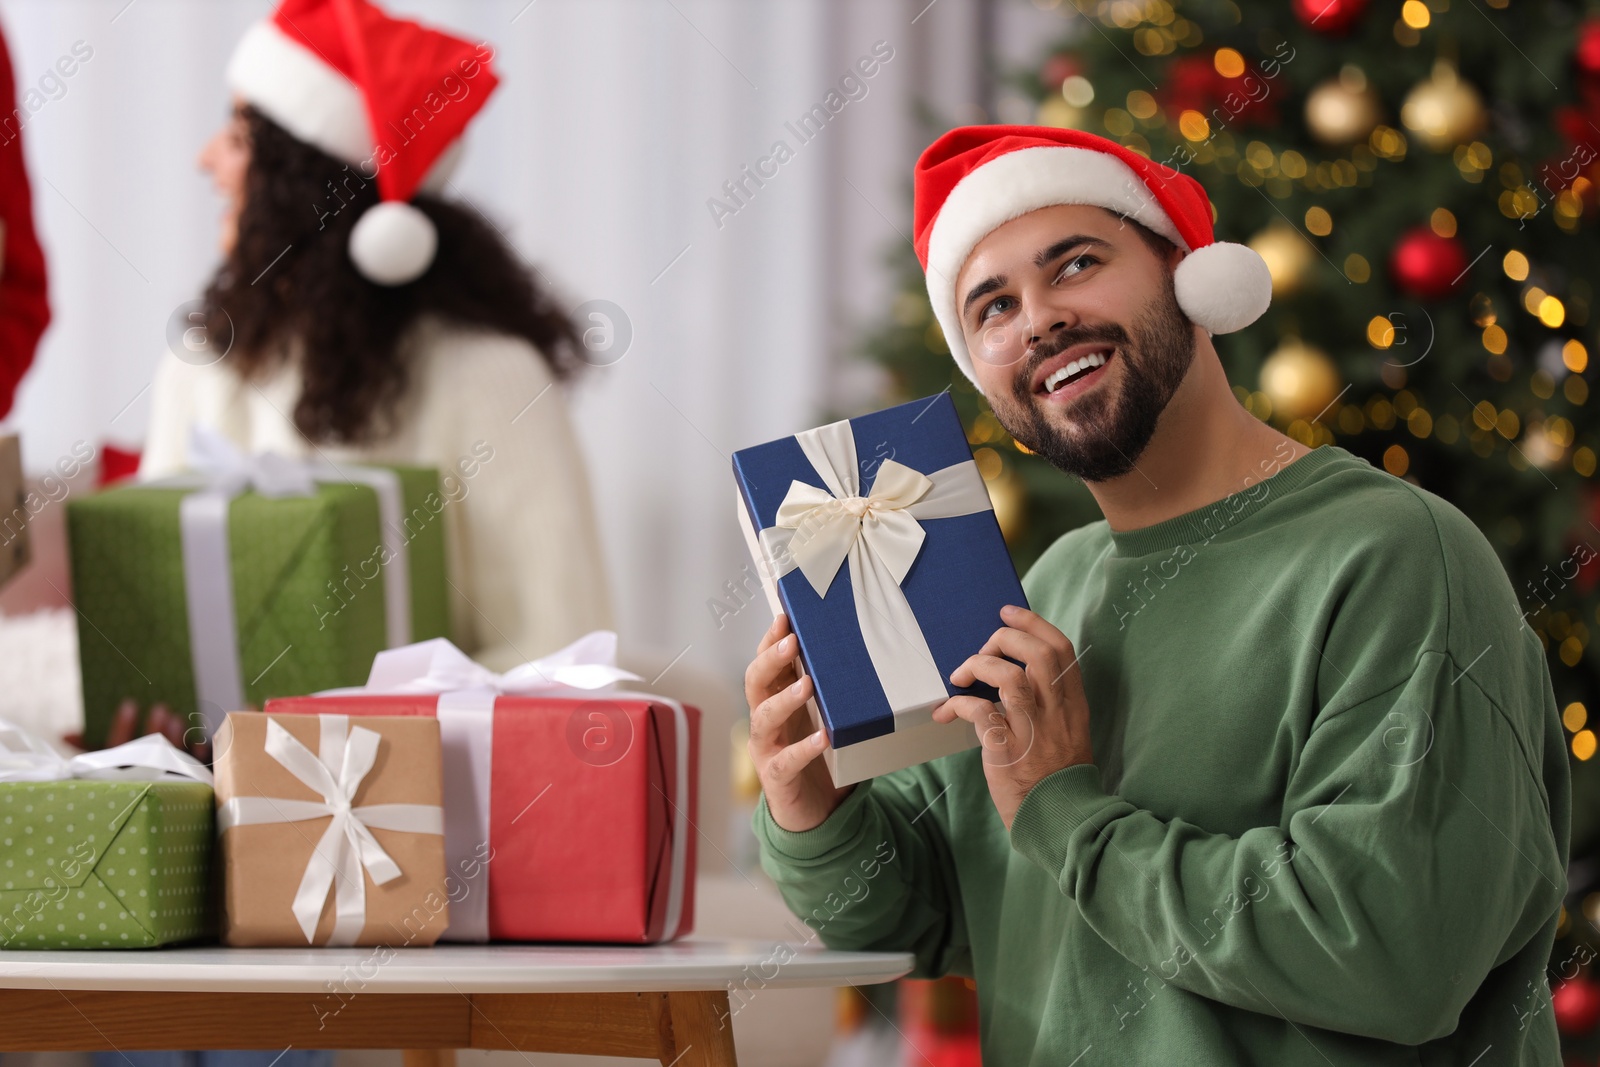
[
  {"x1": 68, "y1": 449, "x2": 451, "y2": 750},
  {"x1": 0, "y1": 779, "x2": 215, "y2": 949}
]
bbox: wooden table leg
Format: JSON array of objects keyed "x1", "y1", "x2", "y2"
[
  {"x1": 659, "y1": 990, "x2": 737, "y2": 1067},
  {"x1": 402, "y1": 1052, "x2": 456, "y2": 1067}
]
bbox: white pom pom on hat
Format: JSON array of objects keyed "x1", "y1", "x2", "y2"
[
  {"x1": 348, "y1": 201, "x2": 439, "y2": 286},
  {"x1": 1173, "y1": 240, "x2": 1275, "y2": 334},
  {"x1": 912, "y1": 126, "x2": 1275, "y2": 384}
]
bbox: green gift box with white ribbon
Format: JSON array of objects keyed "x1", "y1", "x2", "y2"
[
  {"x1": 67, "y1": 432, "x2": 451, "y2": 749},
  {"x1": 0, "y1": 723, "x2": 217, "y2": 949}
]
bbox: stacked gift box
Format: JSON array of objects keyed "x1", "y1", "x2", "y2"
[{"x1": 16, "y1": 391, "x2": 1008, "y2": 950}]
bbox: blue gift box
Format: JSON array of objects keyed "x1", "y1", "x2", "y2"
[{"x1": 733, "y1": 393, "x2": 1028, "y2": 784}]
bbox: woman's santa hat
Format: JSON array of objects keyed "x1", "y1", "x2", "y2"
[
  {"x1": 225, "y1": 0, "x2": 498, "y2": 285},
  {"x1": 913, "y1": 125, "x2": 1273, "y2": 384}
]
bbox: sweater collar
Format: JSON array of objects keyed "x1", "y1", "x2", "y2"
[{"x1": 1107, "y1": 445, "x2": 1353, "y2": 557}]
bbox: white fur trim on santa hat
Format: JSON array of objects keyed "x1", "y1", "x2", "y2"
[
  {"x1": 349, "y1": 200, "x2": 438, "y2": 285},
  {"x1": 924, "y1": 145, "x2": 1271, "y2": 384},
  {"x1": 226, "y1": 20, "x2": 372, "y2": 167}
]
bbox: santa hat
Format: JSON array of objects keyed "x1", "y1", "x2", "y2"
[
  {"x1": 225, "y1": 0, "x2": 499, "y2": 285},
  {"x1": 913, "y1": 125, "x2": 1272, "y2": 384}
]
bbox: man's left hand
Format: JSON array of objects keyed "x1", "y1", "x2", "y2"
[{"x1": 932, "y1": 604, "x2": 1094, "y2": 829}]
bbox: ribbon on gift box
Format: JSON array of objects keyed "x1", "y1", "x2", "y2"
[
  {"x1": 755, "y1": 418, "x2": 993, "y2": 725},
  {"x1": 0, "y1": 718, "x2": 215, "y2": 785},
  {"x1": 146, "y1": 428, "x2": 412, "y2": 733},
  {"x1": 319, "y1": 630, "x2": 691, "y2": 944},
  {"x1": 215, "y1": 714, "x2": 444, "y2": 945}
]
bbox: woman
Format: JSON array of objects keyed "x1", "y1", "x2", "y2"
[{"x1": 139, "y1": 0, "x2": 613, "y2": 685}]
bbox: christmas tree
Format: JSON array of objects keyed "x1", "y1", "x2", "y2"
[{"x1": 856, "y1": 0, "x2": 1600, "y2": 1047}]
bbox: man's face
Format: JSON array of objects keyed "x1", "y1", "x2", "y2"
[{"x1": 954, "y1": 204, "x2": 1198, "y2": 483}]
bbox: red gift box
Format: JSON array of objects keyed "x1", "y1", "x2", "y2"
[{"x1": 264, "y1": 638, "x2": 698, "y2": 944}]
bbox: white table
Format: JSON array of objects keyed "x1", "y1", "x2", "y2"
[{"x1": 0, "y1": 940, "x2": 914, "y2": 1066}]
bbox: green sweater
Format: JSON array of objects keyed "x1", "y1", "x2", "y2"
[{"x1": 754, "y1": 444, "x2": 1569, "y2": 1065}]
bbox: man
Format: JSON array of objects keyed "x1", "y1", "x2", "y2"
[{"x1": 744, "y1": 125, "x2": 1569, "y2": 1064}]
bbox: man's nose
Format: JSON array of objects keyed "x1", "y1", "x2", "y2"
[{"x1": 1024, "y1": 293, "x2": 1077, "y2": 348}]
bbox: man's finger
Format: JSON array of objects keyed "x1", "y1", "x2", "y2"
[
  {"x1": 951, "y1": 652, "x2": 1027, "y2": 695},
  {"x1": 750, "y1": 671, "x2": 812, "y2": 752},
  {"x1": 763, "y1": 729, "x2": 828, "y2": 786},
  {"x1": 975, "y1": 626, "x2": 1060, "y2": 683},
  {"x1": 744, "y1": 626, "x2": 797, "y2": 709},
  {"x1": 755, "y1": 612, "x2": 789, "y2": 656},
  {"x1": 1000, "y1": 605, "x2": 1074, "y2": 656},
  {"x1": 932, "y1": 695, "x2": 996, "y2": 726}
]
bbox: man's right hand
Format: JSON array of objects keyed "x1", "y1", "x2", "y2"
[{"x1": 745, "y1": 613, "x2": 855, "y2": 832}]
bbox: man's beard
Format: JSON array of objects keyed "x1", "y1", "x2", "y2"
[{"x1": 986, "y1": 273, "x2": 1196, "y2": 483}]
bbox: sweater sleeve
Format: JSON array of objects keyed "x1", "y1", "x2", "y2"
[
  {"x1": 424, "y1": 335, "x2": 614, "y2": 670},
  {"x1": 754, "y1": 767, "x2": 971, "y2": 980},
  {"x1": 1008, "y1": 645, "x2": 1565, "y2": 1045}
]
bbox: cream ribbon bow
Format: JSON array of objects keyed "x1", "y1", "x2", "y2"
[
  {"x1": 216, "y1": 714, "x2": 444, "y2": 945},
  {"x1": 755, "y1": 418, "x2": 994, "y2": 725}
]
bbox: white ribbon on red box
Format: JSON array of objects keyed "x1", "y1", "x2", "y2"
[{"x1": 320, "y1": 630, "x2": 691, "y2": 943}]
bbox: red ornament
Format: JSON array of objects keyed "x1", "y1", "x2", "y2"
[
  {"x1": 1157, "y1": 55, "x2": 1278, "y2": 129},
  {"x1": 1040, "y1": 53, "x2": 1081, "y2": 93},
  {"x1": 1553, "y1": 975, "x2": 1600, "y2": 1035},
  {"x1": 1388, "y1": 227, "x2": 1469, "y2": 301},
  {"x1": 1577, "y1": 18, "x2": 1600, "y2": 81},
  {"x1": 1294, "y1": 0, "x2": 1369, "y2": 35}
]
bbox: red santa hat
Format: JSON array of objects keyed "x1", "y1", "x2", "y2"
[
  {"x1": 225, "y1": 0, "x2": 499, "y2": 285},
  {"x1": 913, "y1": 125, "x2": 1272, "y2": 384}
]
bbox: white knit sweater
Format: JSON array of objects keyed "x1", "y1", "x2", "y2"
[{"x1": 139, "y1": 316, "x2": 614, "y2": 673}]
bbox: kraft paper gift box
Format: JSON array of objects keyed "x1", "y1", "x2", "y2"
[
  {"x1": 0, "y1": 721, "x2": 215, "y2": 949},
  {"x1": 265, "y1": 631, "x2": 699, "y2": 944},
  {"x1": 68, "y1": 429, "x2": 451, "y2": 749},
  {"x1": 213, "y1": 711, "x2": 449, "y2": 947},
  {"x1": 732, "y1": 392, "x2": 1029, "y2": 786}
]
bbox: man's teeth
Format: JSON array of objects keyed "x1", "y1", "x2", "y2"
[{"x1": 1044, "y1": 348, "x2": 1112, "y2": 392}]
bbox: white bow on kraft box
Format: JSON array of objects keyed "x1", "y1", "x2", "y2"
[
  {"x1": 67, "y1": 428, "x2": 451, "y2": 750},
  {"x1": 213, "y1": 711, "x2": 449, "y2": 947},
  {"x1": 732, "y1": 392, "x2": 1029, "y2": 786}
]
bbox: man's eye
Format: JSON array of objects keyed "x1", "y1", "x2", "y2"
[
  {"x1": 1056, "y1": 254, "x2": 1100, "y2": 282},
  {"x1": 979, "y1": 295, "x2": 1016, "y2": 323}
]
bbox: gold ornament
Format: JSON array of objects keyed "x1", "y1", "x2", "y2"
[
  {"x1": 1400, "y1": 59, "x2": 1485, "y2": 152},
  {"x1": 1260, "y1": 340, "x2": 1342, "y2": 422},
  {"x1": 1037, "y1": 95, "x2": 1086, "y2": 130},
  {"x1": 984, "y1": 467, "x2": 1028, "y2": 546},
  {"x1": 1248, "y1": 222, "x2": 1317, "y2": 296},
  {"x1": 1305, "y1": 66, "x2": 1382, "y2": 145}
]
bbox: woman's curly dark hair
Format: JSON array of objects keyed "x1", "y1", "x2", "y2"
[{"x1": 200, "y1": 106, "x2": 585, "y2": 444}]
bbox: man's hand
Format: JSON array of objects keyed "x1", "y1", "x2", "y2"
[
  {"x1": 745, "y1": 613, "x2": 856, "y2": 833},
  {"x1": 932, "y1": 604, "x2": 1093, "y2": 829}
]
